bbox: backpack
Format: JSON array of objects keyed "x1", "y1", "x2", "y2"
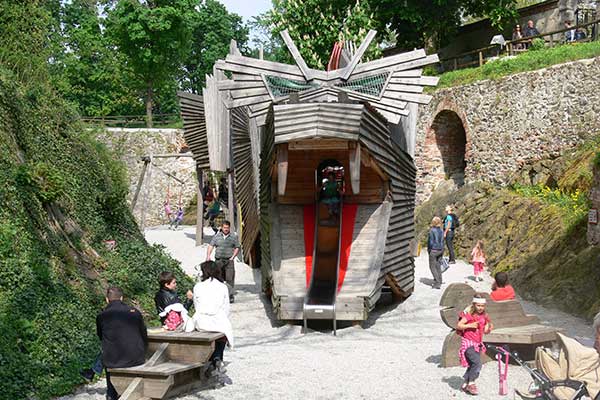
[{"x1": 450, "y1": 213, "x2": 460, "y2": 229}]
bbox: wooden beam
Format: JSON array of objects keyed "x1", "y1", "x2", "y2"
[
  {"x1": 280, "y1": 29, "x2": 315, "y2": 81},
  {"x1": 140, "y1": 158, "x2": 153, "y2": 231},
  {"x1": 341, "y1": 30, "x2": 377, "y2": 81},
  {"x1": 277, "y1": 144, "x2": 288, "y2": 196},
  {"x1": 195, "y1": 167, "x2": 203, "y2": 246},
  {"x1": 349, "y1": 142, "x2": 360, "y2": 194},
  {"x1": 131, "y1": 157, "x2": 150, "y2": 211}
]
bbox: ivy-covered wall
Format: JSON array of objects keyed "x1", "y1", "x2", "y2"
[{"x1": 0, "y1": 68, "x2": 192, "y2": 399}]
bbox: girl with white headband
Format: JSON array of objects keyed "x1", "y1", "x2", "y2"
[{"x1": 456, "y1": 294, "x2": 493, "y2": 395}]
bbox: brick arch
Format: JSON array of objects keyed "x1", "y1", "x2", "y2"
[{"x1": 424, "y1": 101, "x2": 470, "y2": 186}]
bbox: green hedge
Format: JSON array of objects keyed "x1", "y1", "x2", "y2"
[
  {"x1": 0, "y1": 67, "x2": 192, "y2": 399},
  {"x1": 433, "y1": 40, "x2": 600, "y2": 89}
]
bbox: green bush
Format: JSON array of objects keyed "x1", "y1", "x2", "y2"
[
  {"x1": 0, "y1": 65, "x2": 192, "y2": 399},
  {"x1": 512, "y1": 183, "x2": 589, "y2": 226},
  {"x1": 529, "y1": 38, "x2": 546, "y2": 51}
]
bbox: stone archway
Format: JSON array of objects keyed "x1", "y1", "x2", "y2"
[{"x1": 425, "y1": 109, "x2": 467, "y2": 186}]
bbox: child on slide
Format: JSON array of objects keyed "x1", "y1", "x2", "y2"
[
  {"x1": 457, "y1": 295, "x2": 493, "y2": 395},
  {"x1": 470, "y1": 240, "x2": 486, "y2": 282}
]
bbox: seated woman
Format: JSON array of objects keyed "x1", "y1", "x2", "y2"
[
  {"x1": 320, "y1": 171, "x2": 341, "y2": 218},
  {"x1": 187, "y1": 261, "x2": 233, "y2": 375}
]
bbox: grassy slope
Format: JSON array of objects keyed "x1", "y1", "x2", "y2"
[
  {"x1": 431, "y1": 41, "x2": 600, "y2": 89},
  {"x1": 415, "y1": 141, "x2": 600, "y2": 319},
  {"x1": 0, "y1": 68, "x2": 192, "y2": 399}
]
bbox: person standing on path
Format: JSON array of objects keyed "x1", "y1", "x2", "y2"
[
  {"x1": 427, "y1": 216, "x2": 445, "y2": 289},
  {"x1": 96, "y1": 287, "x2": 147, "y2": 400},
  {"x1": 444, "y1": 205, "x2": 458, "y2": 264},
  {"x1": 206, "y1": 220, "x2": 240, "y2": 303}
]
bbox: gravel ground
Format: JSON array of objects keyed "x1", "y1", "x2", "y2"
[{"x1": 57, "y1": 225, "x2": 593, "y2": 400}]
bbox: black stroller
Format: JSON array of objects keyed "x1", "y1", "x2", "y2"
[{"x1": 487, "y1": 344, "x2": 597, "y2": 400}]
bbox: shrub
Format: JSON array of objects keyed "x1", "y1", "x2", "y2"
[
  {"x1": 529, "y1": 38, "x2": 546, "y2": 51},
  {"x1": 0, "y1": 65, "x2": 191, "y2": 399}
]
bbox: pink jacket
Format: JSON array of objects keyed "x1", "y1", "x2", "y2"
[{"x1": 471, "y1": 247, "x2": 486, "y2": 264}]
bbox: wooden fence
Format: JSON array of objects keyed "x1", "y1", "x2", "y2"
[
  {"x1": 439, "y1": 18, "x2": 600, "y2": 72},
  {"x1": 81, "y1": 113, "x2": 181, "y2": 128}
]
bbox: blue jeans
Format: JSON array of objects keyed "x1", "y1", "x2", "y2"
[
  {"x1": 92, "y1": 353, "x2": 103, "y2": 375},
  {"x1": 445, "y1": 230, "x2": 456, "y2": 262}
]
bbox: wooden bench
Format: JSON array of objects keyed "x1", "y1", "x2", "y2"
[
  {"x1": 439, "y1": 283, "x2": 561, "y2": 367},
  {"x1": 108, "y1": 330, "x2": 224, "y2": 400}
]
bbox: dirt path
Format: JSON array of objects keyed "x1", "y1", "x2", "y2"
[{"x1": 58, "y1": 226, "x2": 593, "y2": 400}]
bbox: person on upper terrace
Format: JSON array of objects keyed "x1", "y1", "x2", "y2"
[
  {"x1": 490, "y1": 271, "x2": 516, "y2": 301},
  {"x1": 512, "y1": 24, "x2": 524, "y2": 50},
  {"x1": 523, "y1": 20, "x2": 540, "y2": 38},
  {"x1": 564, "y1": 20, "x2": 576, "y2": 42}
]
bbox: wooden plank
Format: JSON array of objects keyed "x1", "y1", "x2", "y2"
[
  {"x1": 349, "y1": 142, "x2": 360, "y2": 194},
  {"x1": 352, "y1": 49, "x2": 426, "y2": 76},
  {"x1": 388, "y1": 76, "x2": 439, "y2": 86},
  {"x1": 280, "y1": 29, "x2": 315, "y2": 81},
  {"x1": 147, "y1": 330, "x2": 224, "y2": 342},
  {"x1": 341, "y1": 29, "x2": 377, "y2": 80},
  {"x1": 277, "y1": 144, "x2": 288, "y2": 196}
]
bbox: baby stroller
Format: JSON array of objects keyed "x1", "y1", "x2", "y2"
[{"x1": 487, "y1": 334, "x2": 600, "y2": 400}]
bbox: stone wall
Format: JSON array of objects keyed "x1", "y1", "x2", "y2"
[
  {"x1": 97, "y1": 128, "x2": 197, "y2": 227},
  {"x1": 415, "y1": 56, "x2": 600, "y2": 203},
  {"x1": 589, "y1": 165, "x2": 600, "y2": 245}
]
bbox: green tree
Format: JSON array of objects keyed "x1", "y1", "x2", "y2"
[
  {"x1": 262, "y1": 0, "x2": 381, "y2": 70},
  {"x1": 50, "y1": 0, "x2": 143, "y2": 117},
  {"x1": 259, "y1": 0, "x2": 519, "y2": 65},
  {"x1": 182, "y1": 0, "x2": 249, "y2": 94},
  {"x1": 372, "y1": 0, "x2": 518, "y2": 51},
  {"x1": 107, "y1": 0, "x2": 196, "y2": 127}
]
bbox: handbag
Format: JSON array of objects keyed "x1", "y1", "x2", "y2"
[{"x1": 440, "y1": 256, "x2": 450, "y2": 273}]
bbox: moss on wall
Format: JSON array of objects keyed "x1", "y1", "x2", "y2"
[
  {"x1": 416, "y1": 139, "x2": 600, "y2": 319},
  {"x1": 0, "y1": 68, "x2": 192, "y2": 399}
]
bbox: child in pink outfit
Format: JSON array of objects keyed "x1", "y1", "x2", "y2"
[
  {"x1": 470, "y1": 240, "x2": 486, "y2": 282},
  {"x1": 457, "y1": 295, "x2": 493, "y2": 395}
]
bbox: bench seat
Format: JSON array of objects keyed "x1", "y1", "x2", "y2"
[
  {"x1": 485, "y1": 324, "x2": 559, "y2": 344},
  {"x1": 439, "y1": 283, "x2": 561, "y2": 367},
  {"x1": 109, "y1": 362, "x2": 204, "y2": 377}
]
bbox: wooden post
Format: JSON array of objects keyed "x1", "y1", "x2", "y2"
[
  {"x1": 195, "y1": 167, "x2": 203, "y2": 246},
  {"x1": 228, "y1": 170, "x2": 235, "y2": 232},
  {"x1": 478, "y1": 51, "x2": 483, "y2": 67},
  {"x1": 140, "y1": 156, "x2": 153, "y2": 232},
  {"x1": 508, "y1": 43, "x2": 513, "y2": 56},
  {"x1": 131, "y1": 157, "x2": 150, "y2": 211},
  {"x1": 549, "y1": 35, "x2": 554, "y2": 47},
  {"x1": 453, "y1": 58, "x2": 458, "y2": 70}
]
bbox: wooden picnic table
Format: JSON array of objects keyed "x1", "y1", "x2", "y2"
[
  {"x1": 108, "y1": 329, "x2": 224, "y2": 400},
  {"x1": 439, "y1": 283, "x2": 561, "y2": 367}
]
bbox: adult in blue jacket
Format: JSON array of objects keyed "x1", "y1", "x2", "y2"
[{"x1": 428, "y1": 216, "x2": 445, "y2": 289}]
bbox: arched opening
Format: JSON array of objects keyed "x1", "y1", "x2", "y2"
[{"x1": 427, "y1": 110, "x2": 467, "y2": 186}]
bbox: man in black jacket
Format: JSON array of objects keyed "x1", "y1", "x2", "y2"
[{"x1": 96, "y1": 287, "x2": 148, "y2": 400}]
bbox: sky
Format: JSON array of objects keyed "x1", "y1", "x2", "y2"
[{"x1": 218, "y1": 0, "x2": 272, "y2": 23}]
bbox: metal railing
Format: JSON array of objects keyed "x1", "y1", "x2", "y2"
[
  {"x1": 439, "y1": 18, "x2": 600, "y2": 72},
  {"x1": 81, "y1": 113, "x2": 181, "y2": 128}
]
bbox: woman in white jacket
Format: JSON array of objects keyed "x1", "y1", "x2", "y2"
[{"x1": 188, "y1": 261, "x2": 234, "y2": 372}]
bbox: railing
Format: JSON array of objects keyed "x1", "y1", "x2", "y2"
[
  {"x1": 81, "y1": 113, "x2": 181, "y2": 128},
  {"x1": 439, "y1": 18, "x2": 600, "y2": 72}
]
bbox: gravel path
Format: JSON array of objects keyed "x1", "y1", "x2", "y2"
[{"x1": 58, "y1": 226, "x2": 593, "y2": 400}]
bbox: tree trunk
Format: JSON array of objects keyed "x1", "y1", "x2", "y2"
[{"x1": 145, "y1": 82, "x2": 153, "y2": 128}]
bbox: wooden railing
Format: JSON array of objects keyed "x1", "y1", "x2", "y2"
[
  {"x1": 81, "y1": 113, "x2": 181, "y2": 128},
  {"x1": 439, "y1": 18, "x2": 600, "y2": 72}
]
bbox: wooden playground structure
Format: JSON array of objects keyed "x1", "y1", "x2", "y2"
[{"x1": 179, "y1": 30, "x2": 440, "y2": 328}]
